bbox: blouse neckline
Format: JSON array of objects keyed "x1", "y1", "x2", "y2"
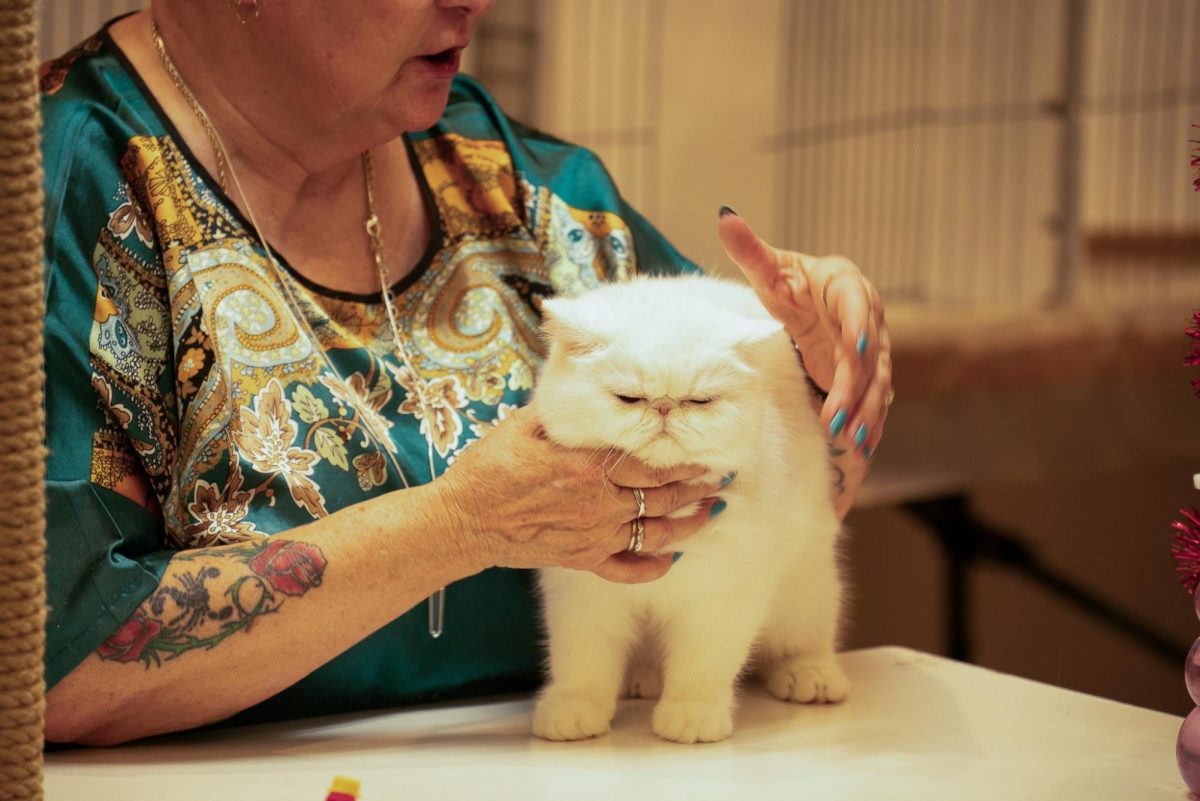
[{"x1": 98, "y1": 19, "x2": 444, "y2": 304}]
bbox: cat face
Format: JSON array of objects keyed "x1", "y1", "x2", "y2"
[{"x1": 534, "y1": 277, "x2": 783, "y2": 469}]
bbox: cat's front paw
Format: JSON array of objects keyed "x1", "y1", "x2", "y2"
[
  {"x1": 764, "y1": 656, "x2": 850, "y2": 704},
  {"x1": 651, "y1": 699, "x2": 733, "y2": 744},
  {"x1": 532, "y1": 691, "x2": 614, "y2": 741}
]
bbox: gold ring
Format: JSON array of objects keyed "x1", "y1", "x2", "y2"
[
  {"x1": 885, "y1": 387, "x2": 896, "y2": 406},
  {"x1": 628, "y1": 517, "x2": 646, "y2": 553},
  {"x1": 632, "y1": 487, "x2": 646, "y2": 520}
]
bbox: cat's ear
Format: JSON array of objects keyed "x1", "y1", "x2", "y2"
[{"x1": 541, "y1": 298, "x2": 608, "y2": 357}]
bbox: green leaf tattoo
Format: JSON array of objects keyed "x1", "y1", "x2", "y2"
[{"x1": 96, "y1": 539, "x2": 327, "y2": 668}]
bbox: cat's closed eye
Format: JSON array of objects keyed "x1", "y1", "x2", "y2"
[
  {"x1": 614, "y1": 394, "x2": 645, "y2": 404},
  {"x1": 683, "y1": 397, "x2": 715, "y2": 405}
]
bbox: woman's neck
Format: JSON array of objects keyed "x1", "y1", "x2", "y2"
[{"x1": 109, "y1": 10, "x2": 430, "y2": 294}]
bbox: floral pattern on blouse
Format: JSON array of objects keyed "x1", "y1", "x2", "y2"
[{"x1": 86, "y1": 131, "x2": 638, "y2": 550}]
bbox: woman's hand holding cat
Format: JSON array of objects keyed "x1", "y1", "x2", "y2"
[{"x1": 436, "y1": 407, "x2": 724, "y2": 584}]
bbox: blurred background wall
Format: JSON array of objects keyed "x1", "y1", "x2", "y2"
[{"x1": 43, "y1": 1, "x2": 1200, "y2": 714}]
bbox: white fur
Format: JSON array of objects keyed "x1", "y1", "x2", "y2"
[{"x1": 530, "y1": 275, "x2": 848, "y2": 744}]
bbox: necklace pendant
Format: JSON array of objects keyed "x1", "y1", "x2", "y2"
[
  {"x1": 364, "y1": 213, "x2": 381, "y2": 238},
  {"x1": 428, "y1": 588, "x2": 446, "y2": 638}
]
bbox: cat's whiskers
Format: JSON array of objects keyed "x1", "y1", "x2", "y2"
[
  {"x1": 590, "y1": 443, "x2": 626, "y2": 482},
  {"x1": 592, "y1": 436, "x2": 646, "y2": 491}
]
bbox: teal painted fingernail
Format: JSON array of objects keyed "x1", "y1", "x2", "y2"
[
  {"x1": 718, "y1": 204, "x2": 738, "y2": 217},
  {"x1": 672, "y1": 552, "x2": 683, "y2": 563},
  {"x1": 829, "y1": 409, "x2": 847, "y2": 437},
  {"x1": 862, "y1": 444, "x2": 873, "y2": 459},
  {"x1": 719, "y1": 471, "x2": 737, "y2": 488},
  {"x1": 709, "y1": 499, "x2": 728, "y2": 518},
  {"x1": 857, "y1": 330, "x2": 868, "y2": 357},
  {"x1": 854, "y1": 423, "x2": 868, "y2": 447}
]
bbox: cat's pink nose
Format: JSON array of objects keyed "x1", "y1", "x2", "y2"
[{"x1": 652, "y1": 400, "x2": 673, "y2": 417}]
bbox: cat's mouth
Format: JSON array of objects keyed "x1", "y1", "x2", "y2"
[{"x1": 644, "y1": 430, "x2": 679, "y2": 449}]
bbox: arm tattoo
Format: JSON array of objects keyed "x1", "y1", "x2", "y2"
[
  {"x1": 96, "y1": 539, "x2": 327, "y2": 669},
  {"x1": 828, "y1": 443, "x2": 847, "y2": 496}
]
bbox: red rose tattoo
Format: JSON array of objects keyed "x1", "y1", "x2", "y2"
[
  {"x1": 96, "y1": 609, "x2": 162, "y2": 664},
  {"x1": 247, "y1": 540, "x2": 328, "y2": 596},
  {"x1": 95, "y1": 539, "x2": 328, "y2": 668}
]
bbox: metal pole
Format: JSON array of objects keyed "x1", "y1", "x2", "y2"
[{"x1": 1051, "y1": 0, "x2": 1088, "y2": 306}]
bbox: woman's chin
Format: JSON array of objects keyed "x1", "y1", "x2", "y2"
[{"x1": 385, "y1": 85, "x2": 455, "y2": 133}]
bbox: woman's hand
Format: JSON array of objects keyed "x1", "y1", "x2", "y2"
[
  {"x1": 435, "y1": 406, "x2": 722, "y2": 583},
  {"x1": 717, "y1": 208, "x2": 892, "y2": 459}
]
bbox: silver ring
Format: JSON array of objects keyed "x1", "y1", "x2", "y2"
[
  {"x1": 628, "y1": 517, "x2": 646, "y2": 553},
  {"x1": 632, "y1": 487, "x2": 646, "y2": 520}
]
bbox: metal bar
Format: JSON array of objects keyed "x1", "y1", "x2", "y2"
[
  {"x1": 776, "y1": 0, "x2": 800, "y2": 246},
  {"x1": 1049, "y1": 0, "x2": 1088, "y2": 307},
  {"x1": 904, "y1": 493, "x2": 1189, "y2": 668}
]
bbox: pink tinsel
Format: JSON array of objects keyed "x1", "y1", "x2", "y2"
[
  {"x1": 1177, "y1": 315, "x2": 1200, "y2": 591},
  {"x1": 1188, "y1": 310, "x2": 1200, "y2": 397},
  {"x1": 1172, "y1": 507, "x2": 1200, "y2": 594},
  {"x1": 1193, "y1": 125, "x2": 1199, "y2": 192}
]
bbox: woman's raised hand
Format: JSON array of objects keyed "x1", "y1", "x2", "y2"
[
  {"x1": 717, "y1": 209, "x2": 892, "y2": 459},
  {"x1": 435, "y1": 406, "x2": 722, "y2": 583}
]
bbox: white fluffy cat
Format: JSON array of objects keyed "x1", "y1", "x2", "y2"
[{"x1": 530, "y1": 274, "x2": 848, "y2": 745}]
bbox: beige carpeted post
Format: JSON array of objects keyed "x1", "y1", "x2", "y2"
[{"x1": 0, "y1": 0, "x2": 47, "y2": 799}]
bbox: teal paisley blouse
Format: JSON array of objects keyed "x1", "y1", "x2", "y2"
[{"x1": 39, "y1": 28, "x2": 697, "y2": 725}]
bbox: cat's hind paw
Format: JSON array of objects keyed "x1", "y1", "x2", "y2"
[
  {"x1": 624, "y1": 664, "x2": 663, "y2": 699},
  {"x1": 531, "y1": 692, "x2": 614, "y2": 741},
  {"x1": 764, "y1": 656, "x2": 850, "y2": 704},
  {"x1": 651, "y1": 699, "x2": 733, "y2": 744}
]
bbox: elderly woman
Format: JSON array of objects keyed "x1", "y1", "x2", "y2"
[{"x1": 41, "y1": 0, "x2": 891, "y2": 745}]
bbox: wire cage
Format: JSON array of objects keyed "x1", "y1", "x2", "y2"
[
  {"x1": 512, "y1": 0, "x2": 1200, "y2": 311},
  {"x1": 776, "y1": 0, "x2": 1199, "y2": 311},
  {"x1": 37, "y1": 0, "x2": 140, "y2": 59}
]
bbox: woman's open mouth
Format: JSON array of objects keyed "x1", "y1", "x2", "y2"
[{"x1": 419, "y1": 48, "x2": 462, "y2": 77}]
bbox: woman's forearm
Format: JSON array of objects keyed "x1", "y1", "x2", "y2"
[{"x1": 45, "y1": 482, "x2": 485, "y2": 746}]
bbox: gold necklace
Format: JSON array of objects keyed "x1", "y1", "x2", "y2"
[
  {"x1": 363, "y1": 150, "x2": 449, "y2": 639},
  {"x1": 151, "y1": 23, "x2": 228, "y2": 190},
  {"x1": 150, "y1": 20, "x2": 449, "y2": 637}
]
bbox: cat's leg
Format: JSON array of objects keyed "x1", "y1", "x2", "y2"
[
  {"x1": 758, "y1": 549, "x2": 849, "y2": 704},
  {"x1": 651, "y1": 596, "x2": 766, "y2": 744},
  {"x1": 532, "y1": 577, "x2": 638, "y2": 741}
]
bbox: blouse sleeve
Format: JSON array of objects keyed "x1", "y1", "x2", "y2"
[{"x1": 41, "y1": 83, "x2": 177, "y2": 689}]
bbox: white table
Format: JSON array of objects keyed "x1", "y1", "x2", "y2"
[{"x1": 44, "y1": 647, "x2": 1184, "y2": 800}]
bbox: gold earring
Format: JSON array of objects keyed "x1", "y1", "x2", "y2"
[{"x1": 228, "y1": 0, "x2": 261, "y2": 24}]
